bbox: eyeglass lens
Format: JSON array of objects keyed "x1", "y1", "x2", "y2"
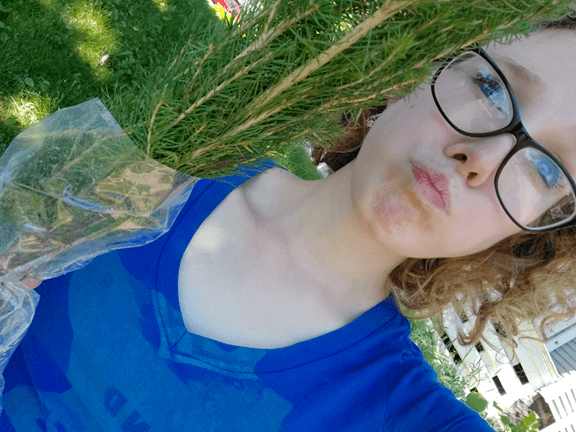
[{"x1": 434, "y1": 51, "x2": 576, "y2": 230}]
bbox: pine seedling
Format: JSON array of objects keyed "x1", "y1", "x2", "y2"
[{"x1": 113, "y1": 0, "x2": 572, "y2": 179}]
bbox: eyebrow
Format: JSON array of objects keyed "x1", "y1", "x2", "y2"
[
  {"x1": 493, "y1": 55, "x2": 545, "y2": 94},
  {"x1": 494, "y1": 56, "x2": 575, "y2": 174}
]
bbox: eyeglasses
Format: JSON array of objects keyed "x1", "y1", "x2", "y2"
[{"x1": 431, "y1": 47, "x2": 576, "y2": 233}]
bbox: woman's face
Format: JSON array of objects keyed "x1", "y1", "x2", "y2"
[{"x1": 351, "y1": 30, "x2": 576, "y2": 258}]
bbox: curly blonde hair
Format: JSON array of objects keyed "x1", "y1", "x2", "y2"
[{"x1": 310, "y1": 13, "x2": 576, "y2": 352}]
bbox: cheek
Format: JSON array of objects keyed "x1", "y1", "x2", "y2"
[
  {"x1": 428, "y1": 110, "x2": 455, "y2": 142},
  {"x1": 374, "y1": 194, "x2": 419, "y2": 233},
  {"x1": 372, "y1": 165, "x2": 425, "y2": 234},
  {"x1": 396, "y1": 100, "x2": 453, "y2": 149},
  {"x1": 445, "y1": 195, "x2": 520, "y2": 257}
]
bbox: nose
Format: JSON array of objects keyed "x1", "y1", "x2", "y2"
[{"x1": 444, "y1": 134, "x2": 516, "y2": 187}]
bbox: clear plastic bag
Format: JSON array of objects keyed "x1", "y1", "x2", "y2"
[{"x1": 0, "y1": 98, "x2": 198, "y2": 414}]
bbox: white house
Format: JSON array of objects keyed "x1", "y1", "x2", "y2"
[{"x1": 436, "y1": 308, "x2": 576, "y2": 431}]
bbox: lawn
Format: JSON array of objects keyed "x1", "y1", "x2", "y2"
[{"x1": 0, "y1": 0, "x2": 324, "y2": 179}]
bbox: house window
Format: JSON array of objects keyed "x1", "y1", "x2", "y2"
[
  {"x1": 494, "y1": 322, "x2": 508, "y2": 339},
  {"x1": 513, "y1": 363, "x2": 529, "y2": 385},
  {"x1": 492, "y1": 375, "x2": 506, "y2": 396},
  {"x1": 475, "y1": 342, "x2": 484, "y2": 353},
  {"x1": 440, "y1": 332, "x2": 462, "y2": 365}
]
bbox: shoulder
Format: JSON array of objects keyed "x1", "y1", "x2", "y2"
[{"x1": 238, "y1": 166, "x2": 303, "y2": 219}]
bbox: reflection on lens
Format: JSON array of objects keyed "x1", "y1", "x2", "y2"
[
  {"x1": 434, "y1": 52, "x2": 514, "y2": 133},
  {"x1": 497, "y1": 148, "x2": 576, "y2": 229}
]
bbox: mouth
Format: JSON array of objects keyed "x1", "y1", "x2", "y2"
[{"x1": 411, "y1": 164, "x2": 451, "y2": 214}]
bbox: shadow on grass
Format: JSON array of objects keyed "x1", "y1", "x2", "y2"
[{"x1": 0, "y1": 0, "x2": 221, "y2": 154}]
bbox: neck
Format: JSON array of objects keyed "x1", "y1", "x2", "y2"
[{"x1": 256, "y1": 160, "x2": 405, "y2": 316}]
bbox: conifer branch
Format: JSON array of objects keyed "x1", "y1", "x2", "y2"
[
  {"x1": 165, "y1": 34, "x2": 195, "y2": 78},
  {"x1": 263, "y1": 0, "x2": 280, "y2": 36},
  {"x1": 183, "y1": 124, "x2": 207, "y2": 146},
  {"x1": 179, "y1": 99, "x2": 295, "y2": 165},
  {"x1": 170, "y1": 52, "x2": 274, "y2": 129},
  {"x1": 228, "y1": 4, "x2": 271, "y2": 41},
  {"x1": 105, "y1": 0, "x2": 573, "y2": 180},
  {"x1": 336, "y1": 42, "x2": 406, "y2": 90},
  {"x1": 246, "y1": 0, "x2": 420, "y2": 117},
  {"x1": 147, "y1": 99, "x2": 163, "y2": 155},
  {"x1": 186, "y1": 43, "x2": 216, "y2": 95},
  {"x1": 221, "y1": 3, "x2": 320, "y2": 77}
]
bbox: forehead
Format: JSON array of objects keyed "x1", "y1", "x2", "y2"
[
  {"x1": 484, "y1": 30, "x2": 576, "y2": 100},
  {"x1": 483, "y1": 30, "x2": 576, "y2": 96},
  {"x1": 483, "y1": 30, "x2": 576, "y2": 174}
]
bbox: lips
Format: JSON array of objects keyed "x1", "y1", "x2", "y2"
[{"x1": 412, "y1": 165, "x2": 451, "y2": 213}]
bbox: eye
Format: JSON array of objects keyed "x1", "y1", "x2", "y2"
[
  {"x1": 535, "y1": 157, "x2": 561, "y2": 187},
  {"x1": 525, "y1": 149, "x2": 565, "y2": 190},
  {"x1": 471, "y1": 69, "x2": 508, "y2": 113}
]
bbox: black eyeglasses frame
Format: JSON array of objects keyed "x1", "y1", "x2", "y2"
[{"x1": 430, "y1": 46, "x2": 576, "y2": 233}]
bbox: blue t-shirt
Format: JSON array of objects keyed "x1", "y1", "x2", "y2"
[{"x1": 1, "y1": 159, "x2": 494, "y2": 432}]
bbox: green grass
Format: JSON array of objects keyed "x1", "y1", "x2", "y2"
[
  {"x1": 0, "y1": 0, "x2": 216, "y2": 124},
  {"x1": 0, "y1": 0, "x2": 324, "y2": 179},
  {"x1": 0, "y1": 0, "x2": 214, "y2": 145}
]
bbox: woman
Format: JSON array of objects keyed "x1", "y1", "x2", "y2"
[{"x1": 4, "y1": 12, "x2": 576, "y2": 432}]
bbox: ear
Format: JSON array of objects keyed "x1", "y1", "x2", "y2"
[
  {"x1": 386, "y1": 95, "x2": 402, "y2": 107},
  {"x1": 384, "y1": 86, "x2": 407, "y2": 107}
]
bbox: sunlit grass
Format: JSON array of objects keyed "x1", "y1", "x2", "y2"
[
  {"x1": 0, "y1": 0, "x2": 218, "y2": 155},
  {"x1": 151, "y1": 0, "x2": 170, "y2": 12},
  {"x1": 6, "y1": 92, "x2": 57, "y2": 130},
  {"x1": 64, "y1": 1, "x2": 118, "y2": 82}
]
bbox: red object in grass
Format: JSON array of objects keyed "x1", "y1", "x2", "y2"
[{"x1": 212, "y1": 0, "x2": 242, "y2": 16}]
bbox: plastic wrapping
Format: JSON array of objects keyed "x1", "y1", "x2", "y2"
[{"x1": 0, "y1": 98, "x2": 198, "y2": 414}]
